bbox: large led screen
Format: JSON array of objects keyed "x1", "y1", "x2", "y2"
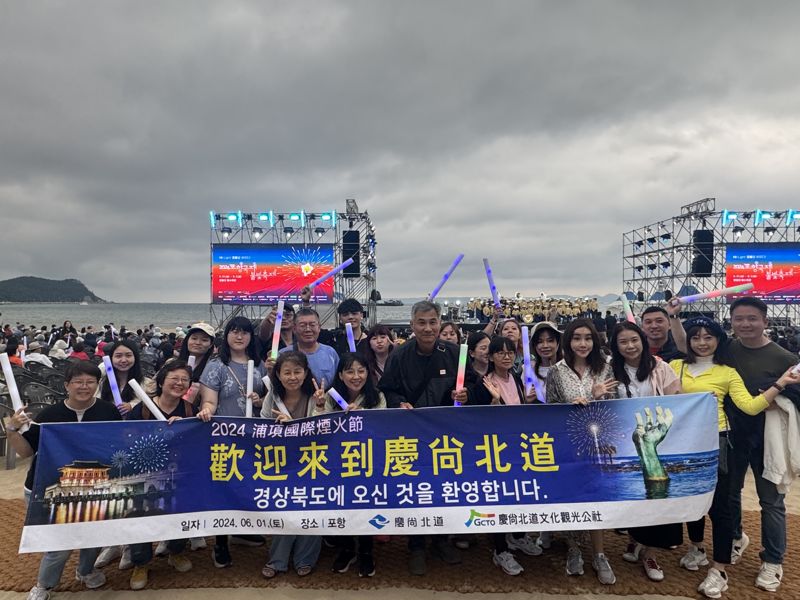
[
  {"x1": 725, "y1": 243, "x2": 800, "y2": 304},
  {"x1": 212, "y1": 244, "x2": 335, "y2": 304}
]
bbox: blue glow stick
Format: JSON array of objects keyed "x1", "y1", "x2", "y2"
[
  {"x1": 345, "y1": 322, "x2": 357, "y2": 352},
  {"x1": 428, "y1": 253, "x2": 465, "y2": 300},
  {"x1": 482, "y1": 258, "x2": 502, "y2": 310},
  {"x1": 521, "y1": 326, "x2": 546, "y2": 402},
  {"x1": 307, "y1": 258, "x2": 354, "y2": 289},
  {"x1": 102, "y1": 355, "x2": 125, "y2": 408},
  {"x1": 328, "y1": 388, "x2": 350, "y2": 411}
]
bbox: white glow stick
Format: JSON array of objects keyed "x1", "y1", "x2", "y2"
[
  {"x1": 129, "y1": 380, "x2": 167, "y2": 421},
  {"x1": 101, "y1": 356, "x2": 124, "y2": 408},
  {"x1": 328, "y1": 388, "x2": 350, "y2": 411},
  {"x1": 187, "y1": 355, "x2": 196, "y2": 370},
  {"x1": 678, "y1": 283, "x2": 754, "y2": 303},
  {"x1": 620, "y1": 294, "x2": 636, "y2": 324},
  {"x1": 454, "y1": 343, "x2": 468, "y2": 406},
  {"x1": 308, "y1": 258, "x2": 354, "y2": 288},
  {"x1": 428, "y1": 253, "x2": 465, "y2": 300},
  {"x1": 482, "y1": 258, "x2": 502, "y2": 310},
  {"x1": 271, "y1": 300, "x2": 284, "y2": 360},
  {"x1": 245, "y1": 359, "x2": 254, "y2": 418},
  {"x1": 345, "y1": 323, "x2": 357, "y2": 352},
  {"x1": 0, "y1": 353, "x2": 28, "y2": 432}
]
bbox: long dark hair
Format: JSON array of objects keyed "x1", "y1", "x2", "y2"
[
  {"x1": 330, "y1": 353, "x2": 382, "y2": 410},
  {"x1": 218, "y1": 316, "x2": 260, "y2": 365},
  {"x1": 178, "y1": 330, "x2": 215, "y2": 382},
  {"x1": 269, "y1": 351, "x2": 316, "y2": 399},
  {"x1": 609, "y1": 322, "x2": 656, "y2": 398},
  {"x1": 562, "y1": 318, "x2": 606, "y2": 375},
  {"x1": 363, "y1": 325, "x2": 394, "y2": 380},
  {"x1": 466, "y1": 331, "x2": 490, "y2": 373},
  {"x1": 532, "y1": 326, "x2": 562, "y2": 381},
  {"x1": 100, "y1": 339, "x2": 143, "y2": 403}
]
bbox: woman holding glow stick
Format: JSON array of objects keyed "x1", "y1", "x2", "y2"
[
  {"x1": 546, "y1": 319, "x2": 618, "y2": 585},
  {"x1": 668, "y1": 317, "x2": 800, "y2": 599},
  {"x1": 259, "y1": 351, "x2": 324, "y2": 579},
  {"x1": 438, "y1": 321, "x2": 462, "y2": 345},
  {"x1": 607, "y1": 322, "x2": 681, "y2": 582},
  {"x1": 312, "y1": 352, "x2": 386, "y2": 577},
  {"x1": 197, "y1": 316, "x2": 267, "y2": 568},
  {"x1": 177, "y1": 322, "x2": 216, "y2": 406},
  {"x1": 530, "y1": 322, "x2": 563, "y2": 402},
  {"x1": 98, "y1": 340, "x2": 148, "y2": 415}
]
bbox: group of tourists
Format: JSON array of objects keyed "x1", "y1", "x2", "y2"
[{"x1": 3, "y1": 293, "x2": 797, "y2": 599}]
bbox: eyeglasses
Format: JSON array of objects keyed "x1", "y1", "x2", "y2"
[
  {"x1": 69, "y1": 379, "x2": 98, "y2": 388},
  {"x1": 164, "y1": 377, "x2": 191, "y2": 384},
  {"x1": 493, "y1": 350, "x2": 516, "y2": 357}
]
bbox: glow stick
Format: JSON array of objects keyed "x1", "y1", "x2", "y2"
[
  {"x1": 187, "y1": 355, "x2": 196, "y2": 370},
  {"x1": 620, "y1": 294, "x2": 636, "y2": 324},
  {"x1": 307, "y1": 258, "x2": 354, "y2": 289},
  {"x1": 454, "y1": 343, "x2": 468, "y2": 406},
  {"x1": 345, "y1": 323, "x2": 356, "y2": 352},
  {"x1": 428, "y1": 253, "x2": 465, "y2": 300},
  {"x1": 482, "y1": 258, "x2": 502, "y2": 310},
  {"x1": 128, "y1": 380, "x2": 167, "y2": 421},
  {"x1": 245, "y1": 359, "x2": 254, "y2": 418},
  {"x1": 47, "y1": 333, "x2": 55, "y2": 346},
  {"x1": 66, "y1": 333, "x2": 71, "y2": 346},
  {"x1": 792, "y1": 362, "x2": 800, "y2": 375},
  {"x1": 0, "y1": 353, "x2": 28, "y2": 432},
  {"x1": 271, "y1": 301, "x2": 284, "y2": 359},
  {"x1": 521, "y1": 326, "x2": 534, "y2": 395},
  {"x1": 328, "y1": 388, "x2": 350, "y2": 411},
  {"x1": 678, "y1": 283, "x2": 754, "y2": 303},
  {"x1": 101, "y1": 356, "x2": 124, "y2": 408}
]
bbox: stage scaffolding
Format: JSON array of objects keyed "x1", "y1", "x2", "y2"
[
  {"x1": 209, "y1": 201, "x2": 377, "y2": 330},
  {"x1": 622, "y1": 198, "x2": 800, "y2": 325}
]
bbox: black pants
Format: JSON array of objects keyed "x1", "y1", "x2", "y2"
[
  {"x1": 408, "y1": 535, "x2": 449, "y2": 551},
  {"x1": 338, "y1": 536, "x2": 374, "y2": 555},
  {"x1": 493, "y1": 532, "x2": 524, "y2": 553}
]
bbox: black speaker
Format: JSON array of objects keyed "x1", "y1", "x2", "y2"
[
  {"x1": 342, "y1": 230, "x2": 361, "y2": 278},
  {"x1": 691, "y1": 229, "x2": 714, "y2": 276},
  {"x1": 637, "y1": 291, "x2": 645, "y2": 302}
]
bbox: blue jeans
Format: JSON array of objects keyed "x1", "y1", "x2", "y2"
[
  {"x1": 24, "y1": 490, "x2": 101, "y2": 589},
  {"x1": 729, "y1": 441, "x2": 786, "y2": 564},
  {"x1": 266, "y1": 535, "x2": 321, "y2": 571}
]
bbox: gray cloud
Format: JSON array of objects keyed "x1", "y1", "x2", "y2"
[{"x1": 2, "y1": 1, "x2": 800, "y2": 302}]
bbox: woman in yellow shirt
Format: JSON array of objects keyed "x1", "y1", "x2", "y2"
[{"x1": 670, "y1": 317, "x2": 798, "y2": 599}]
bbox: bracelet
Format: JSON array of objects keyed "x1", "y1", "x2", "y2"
[{"x1": 772, "y1": 382, "x2": 786, "y2": 393}]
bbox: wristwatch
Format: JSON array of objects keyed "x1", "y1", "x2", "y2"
[
  {"x1": 772, "y1": 382, "x2": 786, "y2": 393},
  {"x1": 669, "y1": 315, "x2": 679, "y2": 320}
]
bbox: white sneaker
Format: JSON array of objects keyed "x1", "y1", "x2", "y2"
[
  {"x1": 94, "y1": 546, "x2": 122, "y2": 568},
  {"x1": 155, "y1": 541, "x2": 169, "y2": 557},
  {"x1": 537, "y1": 531, "x2": 552, "y2": 549},
  {"x1": 730, "y1": 531, "x2": 749, "y2": 565},
  {"x1": 75, "y1": 568, "x2": 106, "y2": 589},
  {"x1": 506, "y1": 533, "x2": 542, "y2": 556},
  {"x1": 190, "y1": 537, "x2": 207, "y2": 551},
  {"x1": 566, "y1": 546, "x2": 584, "y2": 575},
  {"x1": 643, "y1": 556, "x2": 664, "y2": 582},
  {"x1": 492, "y1": 551, "x2": 523, "y2": 576},
  {"x1": 755, "y1": 562, "x2": 783, "y2": 592},
  {"x1": 622, "y1": 542, "x2": 643, "y2": 563},
  {"x1": 26, "y1": 585, "x2": 49, "y2": 600},
  {"x1": 680, "y1": 545, "x2": 709, "y2": 571},
  {"x1": 118, "y1": 546, "x2": 133, "y2": 570},
  {"x1": 698, "y1": 567, "x2": 728, "y2": 599},
  {"x1": 592, "y1": 553, "x2": 616, "y2": 585}
]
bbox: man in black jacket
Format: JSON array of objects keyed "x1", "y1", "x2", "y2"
[{"x1": 379, "y1": 300, "x2": 466, "y2": 574}]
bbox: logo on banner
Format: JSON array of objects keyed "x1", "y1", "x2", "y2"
[
  {"x1": 369, "y1": 514, "x2": 390, "y2": 529},
  {"x1": 465, "y1": 509, "x2": 496, "y2": 527}
]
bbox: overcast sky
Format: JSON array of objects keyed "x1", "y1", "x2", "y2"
[{"x1": 2, "y1": 1, "x2": 800, "y2": 303}]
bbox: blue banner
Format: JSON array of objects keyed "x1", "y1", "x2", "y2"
[{"x1": 21, "y1": 394, "x2": 718, "y2": 552}]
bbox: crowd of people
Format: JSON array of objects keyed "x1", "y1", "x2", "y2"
[{"x1": 2, "y1": 292, "x2": 798, "y2": 599}]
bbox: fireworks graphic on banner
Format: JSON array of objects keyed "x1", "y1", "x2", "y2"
[
  {"x1": 110, "y1": 450, "x2": 129, "y2": 477},
  {"x1": 566, "y1": 403, "x2": 624, "y2": 461},
  {"x1": 127, "y1": 434, "x2": 169, "y2": 473},
  {"x1": 277, "y1": 245, "x2": 333, "y2": 293}
]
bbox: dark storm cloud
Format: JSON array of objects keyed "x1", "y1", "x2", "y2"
[{"x1": 1, "y1": 1, "x2": 800, "y2": 301}]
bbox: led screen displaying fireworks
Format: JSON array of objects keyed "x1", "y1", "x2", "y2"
[{"x1": 211, "y1": 244, "x2": 335, "y2": 304}]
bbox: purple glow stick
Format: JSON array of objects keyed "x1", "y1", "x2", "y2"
[
  {"x1": 521, "y1": 326, "x2": 546, "y2": 402},
  {"x1": 428, "y1": 253, "x2": 465, "y2": 300},
  {"x1": 328, "y1": 388, "x2": 350, "y2": 411},
  {"x1": 345, "y1": 323, "x2": 357, "y2": 352},
  {"x1": 307, "y1": 258, "x2": 354, "y2": 289},
  {"x1": 482, "y1": 258, "x2": 502, "y2": 310},
  {"x1": 102, "y1": 355, "x2": 125, "y2": 408}
]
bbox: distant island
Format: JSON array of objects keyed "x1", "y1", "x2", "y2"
[{"x1": 0, "y1": 277, "x2": 107, "y2": 303}]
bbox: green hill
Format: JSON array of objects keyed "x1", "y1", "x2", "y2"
[{"x1": 0, "y1": 277, "x2": 106, "y2": 303}]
